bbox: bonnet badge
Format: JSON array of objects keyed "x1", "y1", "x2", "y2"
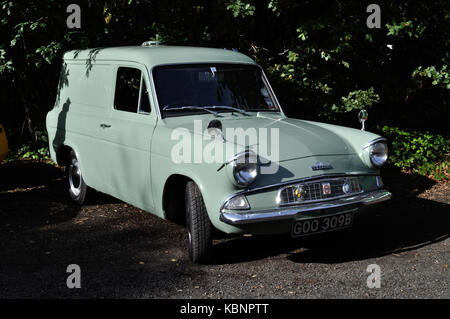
[{"x1": 311, "y1": 162, "x2": 333, "y2": 171}]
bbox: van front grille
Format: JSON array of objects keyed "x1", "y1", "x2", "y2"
[{"x1": 277, "y1": 177, "x2": 362, "y2": 206}]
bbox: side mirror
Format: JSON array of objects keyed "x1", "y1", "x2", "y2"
[{"x1": 358, "y1": 109, "x2": 368, "y2": 131}]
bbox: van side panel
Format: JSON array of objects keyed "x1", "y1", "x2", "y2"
[
  {"x1": 58, "y1": 62, "x2": 113, "y2": 109},
  {"x1": 47, "y1": 61, "x2": 114, "y2": 190},
  {"x1": 93, "y1": 62, "x2": 157, "y2": 212}
]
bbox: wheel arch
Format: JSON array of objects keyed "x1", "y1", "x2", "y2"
[
  {"x1": 55, "y1": 144, "x2": 73, "y2": 166},
  {"x1": 162, "y1": 174, "x2": 192, "y2": 225},
  {"x1": 161, "y1": 170, "x2": 211, "y2": 223},
  {"x1": 55, "y1": 143, "x2": 89, "y2": 187}
]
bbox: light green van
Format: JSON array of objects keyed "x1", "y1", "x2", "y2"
[{"x1": 46, "y1": 43, "x2": 391, "y2": 263}]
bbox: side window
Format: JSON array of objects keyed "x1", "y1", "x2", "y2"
[
  {"x1": 139, "y1": 80, "x2": 151, "y2": 114},
  {"x1": 114, "y1": 67, "x2": 151, "y2": 114}
]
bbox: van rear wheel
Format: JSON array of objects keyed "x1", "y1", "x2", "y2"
[
  {"x1": 185, "y1": 181, "x2": 212, "y2": 264},
  {"x1": 68, "y1": 150, "x2": 87, "y2": 205}
]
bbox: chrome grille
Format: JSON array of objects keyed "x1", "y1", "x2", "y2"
[{"x1": 277, "y1": 177, "x2": 362, "y2": 206}]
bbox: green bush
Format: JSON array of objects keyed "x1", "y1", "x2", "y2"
[
  {"x1": 5, "y1": 130, "x2": 49, "y2": 162},
  {"x1": 332, "y1": 87, "x2": 380, "y2": 114},
  {"x1": 379, "y1": 125, "x2": 449, "y2": 180}
]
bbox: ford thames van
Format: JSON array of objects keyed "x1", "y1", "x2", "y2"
[{"x1": 46, "y1": 43, "x2": 391, "y2": 263}]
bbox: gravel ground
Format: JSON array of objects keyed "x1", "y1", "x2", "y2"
[{"x1": 0, "y1": 161, "x2": 448, "y2": 298}]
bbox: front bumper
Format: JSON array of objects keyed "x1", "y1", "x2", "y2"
[{"x1": 219, "y1": 189, "x2": 391, "y2": 225}]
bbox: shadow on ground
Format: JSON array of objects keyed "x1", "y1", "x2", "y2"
[
  {"x1": 0, "y1": 160, "x2": 64, "y2": 191},
  {"x1": 0, "y1": 160, "x2": 201, "y2": 298},
  {"x1": 0, "y1": 161, "x2": 79, "y2": 230},
  {"x1": 211, "y1": 166, "x2": 449, "y2": 264},
  {"x1": 0, "y1": 161, "x2": 448, "y2": 297}
]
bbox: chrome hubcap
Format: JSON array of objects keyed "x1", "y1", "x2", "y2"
[{"x1": 69, "y1": 161, "x2": 82, "y2": 196}]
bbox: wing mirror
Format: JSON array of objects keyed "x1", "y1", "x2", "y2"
[{"x1": 358, "y1": 109, "x2": 368, "y2": 131}]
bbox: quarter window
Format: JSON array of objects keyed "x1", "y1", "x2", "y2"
[{"x1": 139, "y1": 80, "x2": 151, "y2": 114}]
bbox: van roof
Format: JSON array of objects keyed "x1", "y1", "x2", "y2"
[{"x1": 63, "y1": 46, "x2": 256, "y2": 68}]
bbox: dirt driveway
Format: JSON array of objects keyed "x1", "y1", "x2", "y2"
[{"x1": 0, "y1": 161, "x2": 448, "y2": 298}]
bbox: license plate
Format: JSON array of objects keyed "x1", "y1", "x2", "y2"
[{"x1": 291, "y1": 210, "x2": 355, "y2": 237}]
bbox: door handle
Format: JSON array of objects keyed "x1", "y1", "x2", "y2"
[{"x1": 100, "y1": 123, "x2": 111, "y2": 128}]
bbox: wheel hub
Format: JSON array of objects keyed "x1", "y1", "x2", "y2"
[{"x1": 69, "y1": 162, "x2": 82, "y2": 196}]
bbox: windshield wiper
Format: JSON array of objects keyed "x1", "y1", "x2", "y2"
[
  {"x1": 163, "y1": 105, "x2": 220, "y2": 116},
  {"x1": 204, "y1": 105, "x2": 250, "y2": 116}
]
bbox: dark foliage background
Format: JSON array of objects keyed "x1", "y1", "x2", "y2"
[{"x1": 0, "y1": 0, "x2": 448, "y2": 178}]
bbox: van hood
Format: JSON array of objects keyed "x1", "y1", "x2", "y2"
[{"x1": 163, "y1": 113, "x2": 359, "y2": 162}]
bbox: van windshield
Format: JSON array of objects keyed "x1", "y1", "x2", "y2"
[{"x1": 152, "y1": 64, "x2": 279, "y2": 117}]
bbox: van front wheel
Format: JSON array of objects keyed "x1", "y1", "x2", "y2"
[
  {"x1": 185, "y1": 181, "x2": 212, "y2": 264},
  {"x1": 68, "y1": 150, "x2": 87, "y2": 205}
]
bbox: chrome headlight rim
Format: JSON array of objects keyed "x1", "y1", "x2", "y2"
[
  {"x1": 365, "y1": 138, "x2": 388, "y2": 167},
  {"x1": 228, "y1": 150, "x2": 259, "y2": 187}
]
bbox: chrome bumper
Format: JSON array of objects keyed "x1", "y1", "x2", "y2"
[{"x1": 219, "y1": 189, "x2": 392, "y2": 225}]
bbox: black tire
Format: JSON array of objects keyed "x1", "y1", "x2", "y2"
[
  {"x1": 185, "y1": 181, "x2": 213, "y2": 264},
  {"x1": 68, "y1": 150, "x2": 87, "y2": 205}
]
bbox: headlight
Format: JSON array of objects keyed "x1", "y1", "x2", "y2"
[
  {"x1": 369, "y1": 142, "x2": 388, "y2": 166},
  {"x1": 228, "y1": 151, "x2": 259, "y2": 187}
]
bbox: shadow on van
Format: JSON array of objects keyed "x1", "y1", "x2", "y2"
[
  {"x1": 85, "y1": 48, "x2": 103, "y2": 77},
  {"x1": 55, "y1": 62, "x2": 70, "y2": 108},
  {"x1": 52, "y1": 98, "x2": 71, "y2": 149}
]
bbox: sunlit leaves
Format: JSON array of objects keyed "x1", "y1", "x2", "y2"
[
  {"x1": 386, "y1": 20, "x2": 426, "y2": 38},
  {"x1": 380, "y1": 125, "x2": 450, "y2": 180},
  {"x1": 226, "y1": 0, "x2": 255, "y2": 18},
  {"x1": 412, "y1": 65, "x2": 450, "y2": 89},
  {"x1": 296, "y1": 27, "x2": 308, "y2": 41},
  {"x1": 0, "y1": 49, "x2": 14, "y2": 74},
  {"x1": 332, "y1": 87, "x2": 380, "y2": 113},
  {"x1": 35, "y1": 41, "x2": 62, "y2": 66}
]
